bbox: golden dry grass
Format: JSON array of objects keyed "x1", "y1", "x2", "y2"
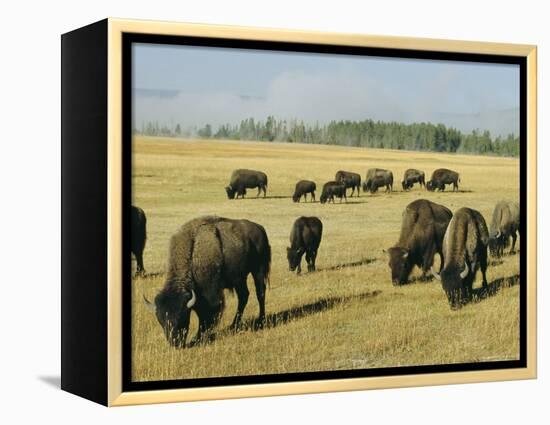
[{"x1": 131, "y1": 136, "x2": 520, "y2": 382}]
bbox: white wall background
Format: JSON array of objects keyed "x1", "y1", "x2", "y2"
[{"x1": 0, "y1": 0, "x2": 546, "y2": 423}]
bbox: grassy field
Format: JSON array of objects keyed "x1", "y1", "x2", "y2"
[{"x1": 131, "y1": 136, "x2": 520, "y2": 382}]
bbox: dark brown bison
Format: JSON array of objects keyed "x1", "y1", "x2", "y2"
[
  {"x1": 488, "y1": 201, "x2": 520, "y2": 257},
  {"x1": 131, "y1": 206, "x2": 147, "y2": 276},
  {"x1": 363, "y1": 168, "x2": 393, "y2": 193},
  {"x1": 335, "y1": 170, "x2": 361, "y2": 197},
  {"x1": 426, "y1": 168, "x2": 460, "y2": 192},
  {"x1": 386, "y1": 199, "x2": 452, "y2": 285},
  {"x1": 144, "y1": 216, "x2": 271, "y2": 347},
  {"x1": 292, "y1": 180, "x2": 316, "y2": 202},
  {"x1": 367, "y1": 175, "x2": 392, "y2": 193},
  {"x1": 432, "y1": 207, "x2": 489, "y2": 309},
  {"x1": 225, "y1": 169, "x2": 268, "y2": 199},
  {"x1": 287, "y1": 216, "x2": 323, "y2": 273},
  {"x1": 402, "y1": 169, "x2": 426, "y2": 190},
  {"x1": 320, "y1": 181, "x2": 347, "y2": 204}
]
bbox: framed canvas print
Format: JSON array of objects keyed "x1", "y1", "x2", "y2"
[{"x1": 61, "y1": 18, "x2": 537, "y2": 406}]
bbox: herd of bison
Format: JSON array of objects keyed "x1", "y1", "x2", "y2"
[{"x1": 133, "y1": 167, "x2": 520, "y2": 348}]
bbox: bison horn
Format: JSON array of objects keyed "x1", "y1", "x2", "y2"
[
  {"x1": 186, "y1": 289, "x2": 196, "y2": 309},
  {"x1": 496, "y1": 230, "x2": 501, "y2": 239},
  {"x1": 402, "y1": 252, "x2": 408, "y2": 259},
  {"x1": 460, "y1": 262, "x2": 469, "y2": 279},
  {"x1": 143, "y1": 295, "x2": 156, "y2": 313},
  {"x1": 431, "y1": 267, "x2": 441, "y2": 280}
]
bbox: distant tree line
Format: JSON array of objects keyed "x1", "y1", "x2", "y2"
[{"x1": 135, "y1": 116, "x2": 519, "y2": 157}]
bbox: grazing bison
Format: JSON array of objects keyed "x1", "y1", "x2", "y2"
[
  {"x1": 363, "y1": 168, "x2": 393, "y2": 193},
  {"x1": 131, "y1": 206, "x2": 147, "y2": 276},
  {"x1": 402, "y1": 169, "x2": 426, "y2": 190},
  {"x1": 335, "y1": 170, "x2": 361, "y2": 197},
  {"x1": 367, "y1": 175, "x2": 393, "y2": 193},
  {"x1": 320, "y1": 181, "x2": 347, "y2": 204},
  {"x1": 387, "y1": 199, "x2": 452, "y2": 285},
  {"x1": 426, "y1": 168, "x2": 460, "y2": 192},
  {"x1": 488, "y1": 201, "x2": 520, "y2": 257},
  {"x1": 287, "y1": 217, "x2": 323, "y2": 273},
  {"x1": 144, "y1": 216, "x2": 271, "y2": 347},
  {"x1": 225, "y1": 169, "x2": 268, "y2": 199},
  {"x1": 292, "y1": 180, "x2": 317, "y2": 202},
  {"x1": 433, "y1": 207, "x2": 489, "y2": 309}
]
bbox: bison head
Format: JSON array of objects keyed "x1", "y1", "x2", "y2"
[
  {"x1": 387, "y1": 247, "x2": 413, "y2": 285},
  {"x1": 426, "y1": 181, "x2": 436, "y2": 191},
  {"x1": 432, "y1": 263, "x2": 470, "y2": 309},
  {"x1": 362, "y1": 181, "x2": 370, "y2": 193},
  {"x1": 287, "y1": 246, "x2": 304, "y2": 272},
  {"x1": 488, "y1": 230, "x2": 505, "y2": 257},
  {"x1": 319, "y1": 193, "x2": 328, "y2": 204},
  {"x1": 225, "y1": 185, "x2": 236, "y2": 199},
  {"x1": 292, "y1": 193, "x2": 300, "y2": 203},
  {"x1": 143, "y1": 288, "x2": 196, "y2": 348}
]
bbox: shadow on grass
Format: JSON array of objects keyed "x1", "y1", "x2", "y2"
[
  {"x1": 317, "y1": 257, "x2": 377, "y2": 272},
  {"x1": 427, "y1": 189, "x2": 474, "y2": 193},
  {"x1": 402, "y1": 274, "x2": 436, "y2": 285},
  {"x1": 235, "y1": 290, "x2": 382, "y2": 334},
  {"x1": 235, "y1": 195, "x2": 293, "y2": 200},
  {"x1": 320, "y1": 200, "x2": 365, "y2": 205},
  {"x1": 470, "y1": 274, "x2": 520, "y2": 304},
  {"x1": 133, "y1": 271, "x2": 164, "y2": 280}
]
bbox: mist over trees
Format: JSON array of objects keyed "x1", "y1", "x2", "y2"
[{"x1": 135, "y1": 116, "x2": 519, "y2": 157}]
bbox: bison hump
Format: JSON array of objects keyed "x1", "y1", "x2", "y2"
[{"x1": 192, "y1": 224, "x2": 224, "y2": 294}]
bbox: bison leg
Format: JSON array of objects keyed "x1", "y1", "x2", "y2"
[
  {"x1": 480, "y1": 251, "x2": 488, "y2": 288},
  {"x1": 193, "y1": 303, "x2": 223, "y2": 344},
  {"x1": 263, "y1": 185, "x2": 267, "y2": 198},
  {"x1": 252, "y1": 271, "x2": 267, "y2": 329},
  {"x1": 311, "y1": 192, "x2": 315, "y2": 202},
  {"x1": 421, "y1": 246, "x2": 436, "y2": 281},
  {"x1": 230, "y1": 281, "x2": 249, "y2": 330},
  {"x1": 306, "y1": 250, "x2": 317, "y2": 272},
  {"x1": 510, "y1": 232, "x2": 517, "y2": 254},
  {"x1": 134, "y1": 249, "x2": 145, "y2": 277},
  {"x1": 256, "y1": 187, "x2": 261, "y2": 197}
]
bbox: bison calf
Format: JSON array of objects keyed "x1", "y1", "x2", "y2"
[
  {"x1": 131, "y1": 206, "x2": 147, "y2": 276},
  {"x1": 320, "y1": 181, "x2": 347, "y2": 204},
  {"x1": 144, "y1": 216, "x2": 271, "y2": 347},
  {"x1": 387, "y1": 199, "x2": 452, "y2": 285},
  {"x1": 433, "y1": 207, "x2": 489, "y2": 309},
  {"x1": 488, "y1": 201, "x2": 520, "y2": 257},
  {"x1": 287, "y1": 216, "x2": 323, "y2": 273},
  {"x1": 292, "y1": 180, "x2": 316, "y2": 202},
  {"x1": 225, "y1": 169, "x2": 268, "y2": 199}
]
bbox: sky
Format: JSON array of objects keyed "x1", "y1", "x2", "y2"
[{"x1": 132, "y1": 43, "x2": 520, "y2": 137}]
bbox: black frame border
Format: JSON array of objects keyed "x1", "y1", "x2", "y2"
[{"x1": 122, "y1": 33, "x2": 528, "y2": 393}]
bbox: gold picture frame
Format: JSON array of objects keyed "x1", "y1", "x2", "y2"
[{"x1": 61, "y1": 18, "x2": 537, "y2": 406}]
